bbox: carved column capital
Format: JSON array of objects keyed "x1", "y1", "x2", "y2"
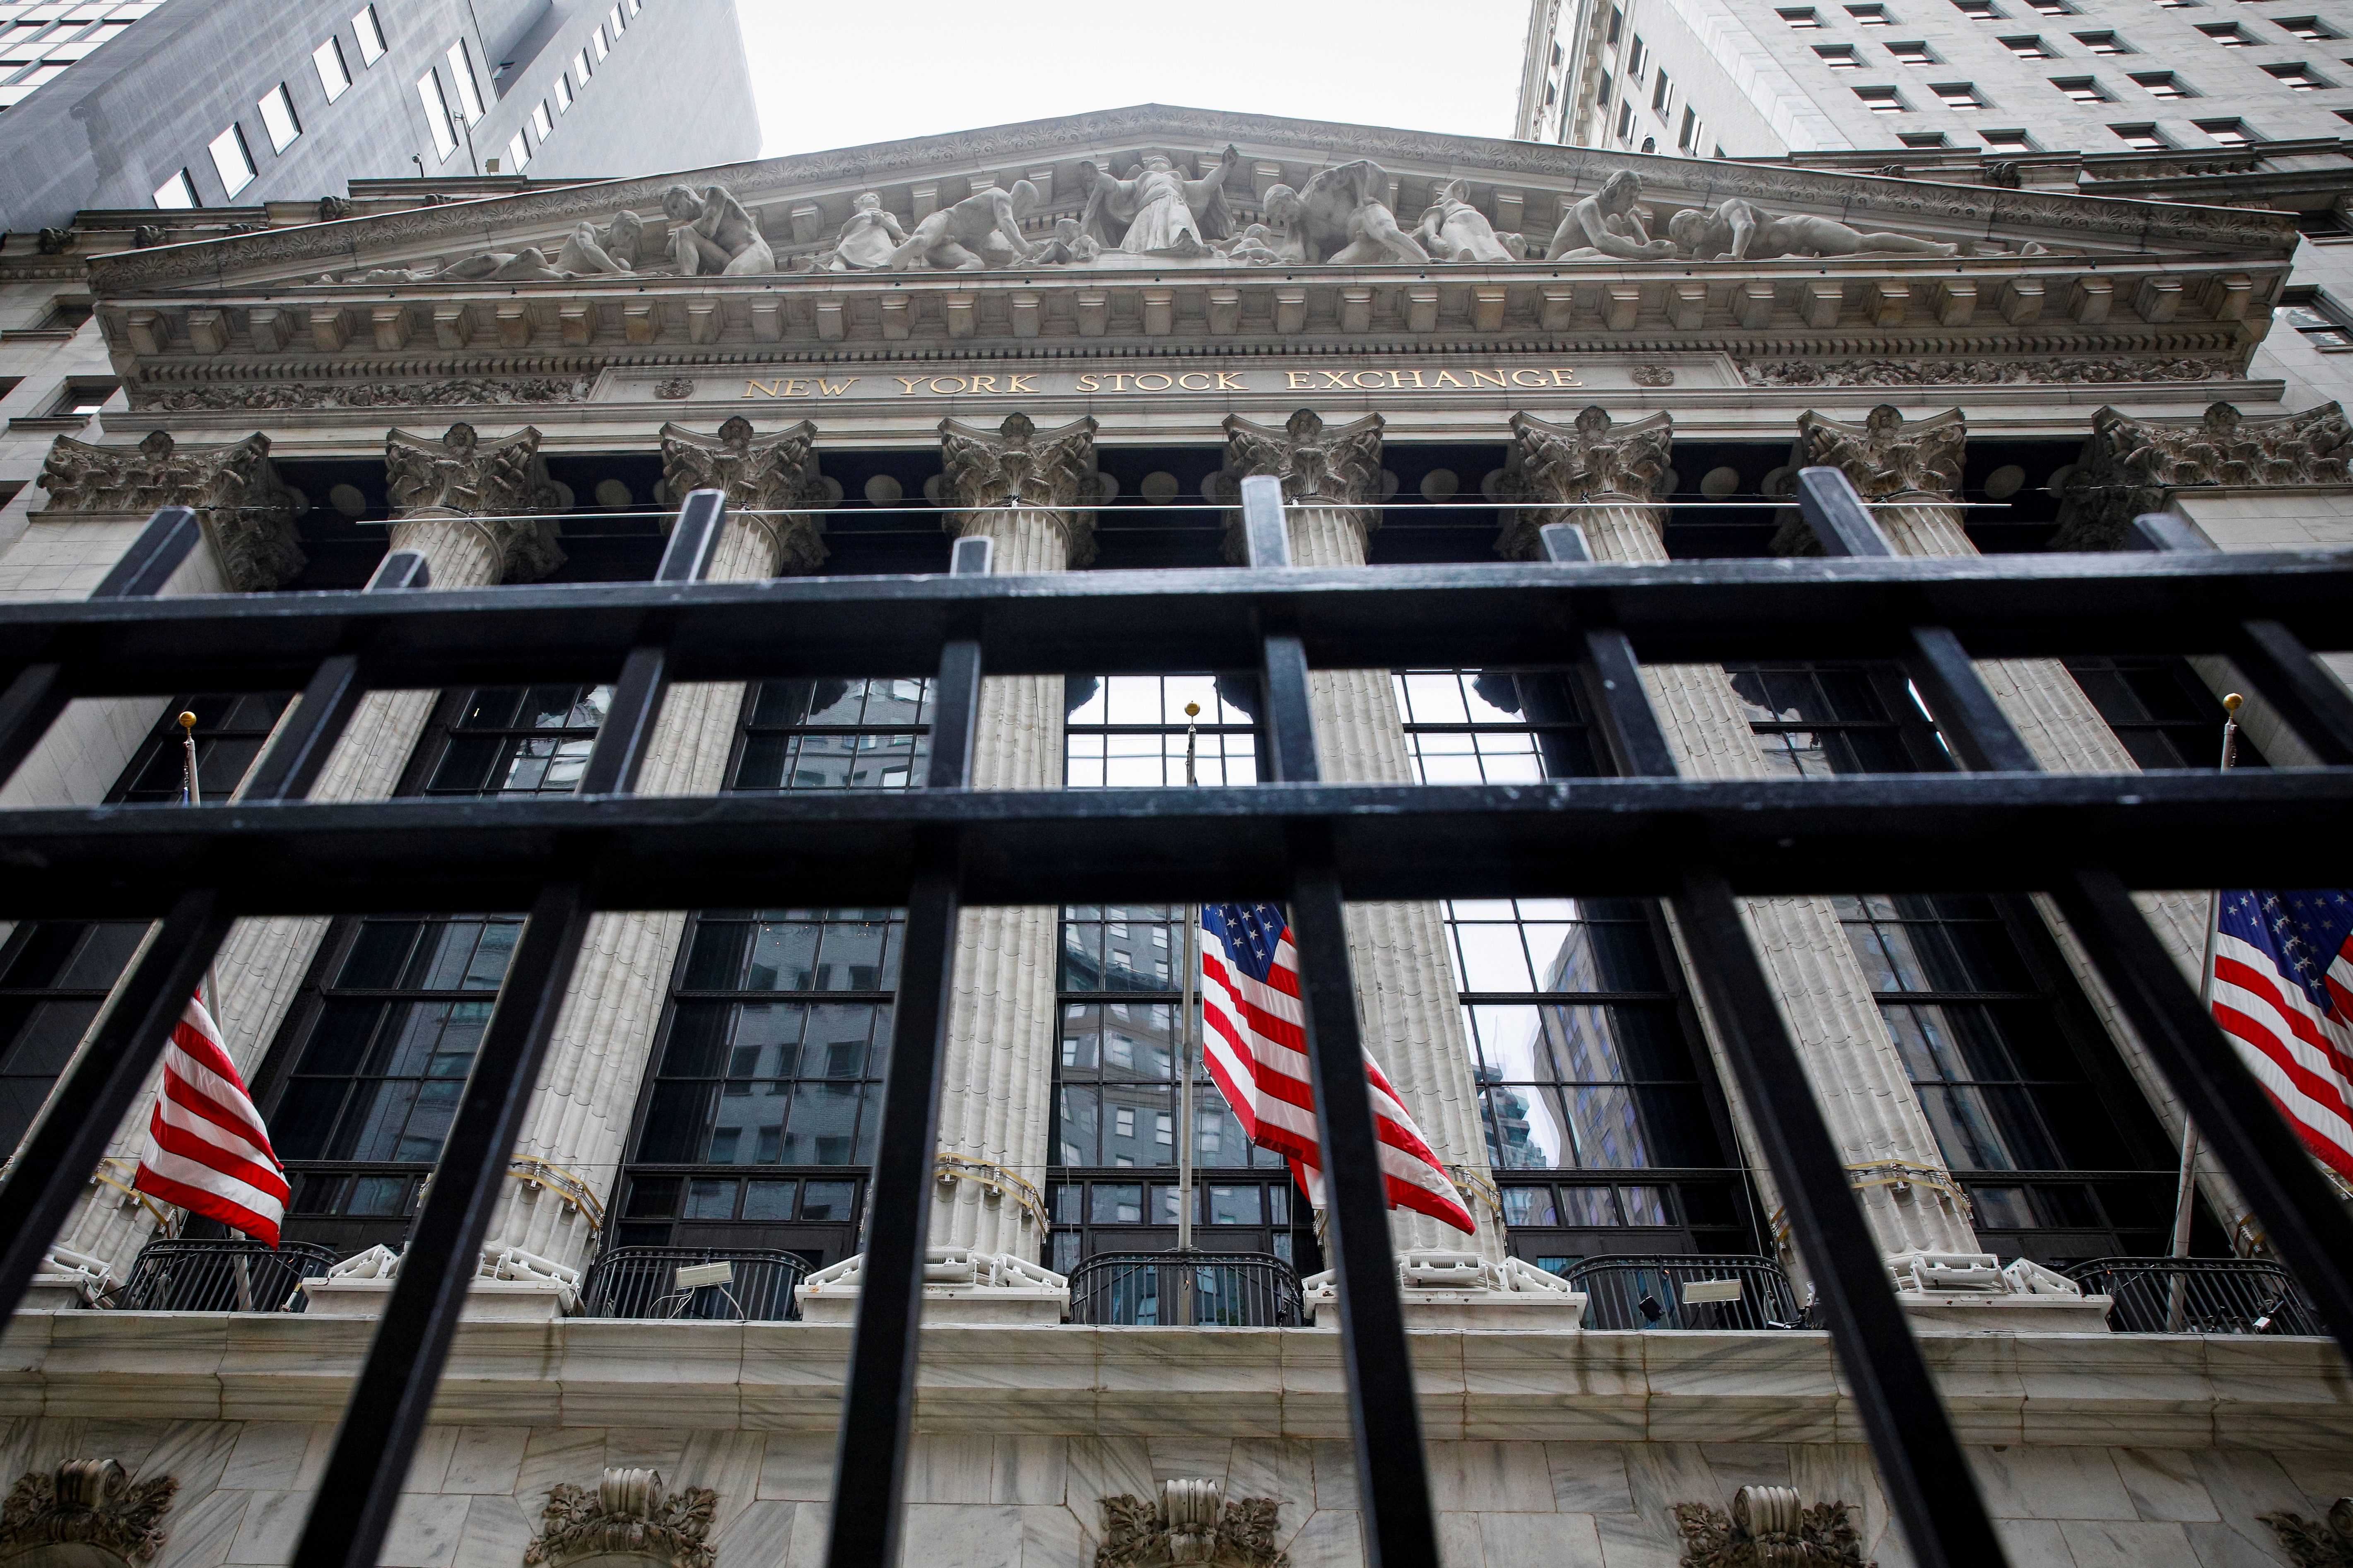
[
  {"x1": 1778, "y1": 403, "x2": 1966, "y2": 554},
  {"x1": 1673, "y1": 1485, "x2": 1868, "y2": 1568},
  {"x1": 0, "y1": 1458, "x2": 178, "y2": 1566},
  {"x1": 1219, "y1": 407, "x2": 1385, "y2": 561},
  {"x1": 1495, "y1": 405, "x2": 1673, "y2": 559},
  {"x1": 1097, "y1": 1479, "x2": 1289, "y2": 1568},
  {"x1": 524, "y1": 1468, "x2": 716, "y2": 1568},
  {"x1": 2054, "y1": 398, "x2": 2351, "y2": 549},
  {"x1": 35, "y1": 429, "x2": 307, "y2": 591},
  {"x1": 659, "y1": 415, "x2": 831, "y2": 575},
  {"x1": 938, "y1": 411, "x2": 1099, "y2": 568},
  {"x1": 384, "y1": 422, "x2": 565, "y2": 583}
]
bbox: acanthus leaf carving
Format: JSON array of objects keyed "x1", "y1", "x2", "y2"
[
  {"x1": 385, "y1": 422, "x2": 566, "y2": 582},
  {"x1": 36, "y1": 429, "x2": 306, "y2": 592},
  {"x1": 660, "y1": 416, "x2": 829, "y2": 573},
  {"x1": 1220, "y1": 407, "x2": 1384, "y2": 560},
  {"x1": 938, "y1": 411, "x2": 1100, "y2": 566},
  {"x1": 1495, "y1": 405, "x2": 1673, "y2": 559},
  {"x1": 1673, "y1": 1486, "x2": 1872, "y2": 1568},
  {"x1": 1739, "y1": 356, "x2": 2234, "y2": 388},
  {"x1": 132, "y1": 378, "x2": 590, "y2": 413},
  {"x1": 2054, "y1": 399, "x2": 2352, "y2": 549},
  {"x1": 0, "y1": 1459, "x2": 179, "y2": 1566},
  {"x1": 1776, "y1": 405, "x2": 1965, "y2": 556},
  {"x1": 1095, "y1": 1480, "x2": 1288, "y2": 1568},
  {"x1": 2261, "y1": 1498, "x2": 2353, "y2": 1568},
  {"x1": 524, "y1": 1468, "x2": 715, "y2": 1568}
]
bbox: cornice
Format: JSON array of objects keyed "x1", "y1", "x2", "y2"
[{"x1": 82, "y1": 106, "x2": 2299, "y2": 296}]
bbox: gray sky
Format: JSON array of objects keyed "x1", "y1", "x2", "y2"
[{"x1": 732, "y1": 0, "x2": 1529, "y2": 161}]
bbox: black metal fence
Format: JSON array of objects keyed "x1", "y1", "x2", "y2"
[
  {"x1": 0, "y1": 480, "x2": 2348, "y2": 1568},
  {"x1": 1067, "y1": 1249, "x2": 1306, "y2": 1327},
  {"x1": 2067, "y1": 1255, "x2": 2326, "y2": 1336},
  {"x1": 113, "y1": 1238, "x2": 340, "y2": 1313},
  {"x1": 578, "y1": 1245, "x2": 810, "y2": 1322},
  {"x1": 1562, "y1": 1254, "x2": 1805, "y2": 1331}
]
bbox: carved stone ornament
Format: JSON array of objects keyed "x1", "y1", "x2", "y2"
[
  {"x1": 1632, "y1": 366, "x2": 1676, "y2": 388},
  {"x1": 134, "y1": 378, "x2": 589, "y2": 413},
  {"x1": 659, "y1": 416, "x2": 828, "y2": 573},
  {"x1": 384, "y1": 422, "x2": 565, "y2": 581},
  {"x1": 523, "y1": 1468, "x2": 715, "y2": 1568},
  {"x1": 938, "y1": 411, "x2": 1101, "y2": 566},
  {"x1": 36, "y1": 429, "x2": 307, "y2": 592},
  {"x1": 36, "y1": 228, "x2": 73, "y2": 255},
  {"x1": 2262, "y1": 1497, "x2": 2353, "y2": 1568},
  {"x1": 1739, "y1": 357, "x2": 2232, "y2": 389},
  {"x1": 653, "y1": 379, "x2": 694, "y2": 400},
  {"x1": 2053, "y1": 399, "x2": 2351, "y2": 550},
  {"x1": 1496, "y1": 405, "x2": 1673, "y2": 559},
  {"x1": 1096, "y1": 1479, "x2": 1288, "y2": 1568},
  {"x1": 0, "y1": 1458, "x2": 179, "y2": 1568},
  {"x1": 1774, "y1": 405, "x2": 1965, "y2": 556},
  {"x1": 1219, "y1": 407, "x2": 1386, "y2": 561},
  {"x1": 317, "y1": 196, "x2": 354, "y2": 222},
  {"x1": 1673, "y1": 1485, "x2": 1871, "y2": 1568}
]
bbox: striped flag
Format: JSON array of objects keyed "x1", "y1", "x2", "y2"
[
  {"x1": 2209, "y1": 889, "x2": 2353, "y2": 1178},
  {"x1": 131, "y1": 993, "x2": 290, "y2": 1245},
  {"x1": 1199, "y1": 902, "x2": 1475, "y2": 1234}
]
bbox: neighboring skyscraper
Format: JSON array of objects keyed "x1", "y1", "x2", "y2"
[{"x1": 0, "y1": 0, "x2": 759, "y2": 231}]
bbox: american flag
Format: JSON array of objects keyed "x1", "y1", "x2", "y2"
[
  {"x1": 131, "y1": 992, "x2": 290, "y2": 1246},
  {"x1": 2209, "y1": 889, "x2": 2353, "y2": 1178},
  {"x1": 1198, "y1": 902, "x2": 1475, "y2": 1233}
]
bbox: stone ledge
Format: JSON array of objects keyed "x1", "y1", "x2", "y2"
[{"x1": 2, "y1": 1312, "x2": 2343, "y2": 1449}]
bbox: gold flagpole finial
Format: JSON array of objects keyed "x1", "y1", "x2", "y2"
[
  {"x1": 2222, "y1": 692, "x2": 2243, "y2": 712},
  {"x1": 1184, "y1": 702, "x2": 1200, "y2": 718},
  {"x1": 178, "y1": 710, "x2": 198, "y2": 732}
]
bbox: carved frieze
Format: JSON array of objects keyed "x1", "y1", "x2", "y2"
[
  {"x1": 1673, "y1": 1485, "x2": 1871, "y2": 1568},
  {"x1": 524, "y1": 1468, "x2": 715, "y2": 1568},
  {"x1": 0, "y1": 1459, "x2": 178, "y2": 1567},
  {"x1": 1495, "y1": 405, "x2": 1672, "y2": 559},
  {"x1": 938, "y1": 412, "x2": 1100, "y2": 566},
  {"x1": 1738, "y1": 357, "x2": 2233, "y2": 388},
  {"x1": 36, "y1": 429, "x2": 306, "y2": 592},
  {"x1": 1096, "y1": 1480, "x2": 1287, "y2": 1568},
  {"x1": 1221, "y1": 407, "x2": 1385, "y2": 561},
  {"x1": 2263, "y1": 1498, "x2": 2353, "y2": 1568},
  {"x1": 660, "y1": 416, "x2": 829, "y2": 573},
  {"x1": 2054, "y1": 399, "x2": 2352, "y2": 549},
  {"x1": 385, "y1": 422, "x2": 565, "y2": 581},
  {"x1": 132, "y1": 378, "x2": 589, "y2": 412}
]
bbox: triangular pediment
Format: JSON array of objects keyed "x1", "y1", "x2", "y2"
[{"x1": 87, "y1": 103, "x2": 2296, "y2": 299}]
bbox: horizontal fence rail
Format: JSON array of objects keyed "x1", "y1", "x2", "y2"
[
  {"x1": 1562, "y1": 1255, "x2": 1805, "y2": 1332},
  {"x1": 0, "y1": 478, "x2": 2346, "y2": 1568}
]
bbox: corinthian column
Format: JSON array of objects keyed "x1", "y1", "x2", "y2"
[
  {"x1": 485, "y1": 419, "x2": 835, "y2": 1271},
  {"x1": 1796, "y1": 403, "x2": 2253, "y2": 1245},
  {"x1": 931, "y1": 413, "x2": 1099, "y2": 1257},
  {"x1": 1221, "y1": 408, "x2": 1506, "y2": 1260},
  {"x1": 48, "y1": 423, "x2": 568, "y2": 1278},
  {"x1": 1505, "y1": 405, "x2": 1984, "y2": 1265}
]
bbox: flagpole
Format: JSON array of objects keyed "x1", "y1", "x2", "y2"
[
  {"x1": 1175, "y1": 704, "x2": 1202, "y2": 1327},
  {"x1": 2166, "y1": 692, "x2": 2241, "y2": 1329},
  {"x1": 177, "y1": 712, "x2": 223, "y2": 1015}
]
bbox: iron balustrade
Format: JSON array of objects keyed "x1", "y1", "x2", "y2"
[
  {"x1": 113, "y1": 1237, "x2": 340, "y2": 1313},
  {"x1": 2066, "y1": 1255, "x2": 2326, "y2": 1336},
  {"x1": 1067, "y1": 1248, "x2": 1307, "y2": 1327},
  {"x1": 1559, "y1": 1254, "x2": 1805, "y2": 1331},
  {"x1": 577, "y1": 1245, "x2": 811, "y2": 1322},
  {"x1": 0, "y1": 479, "x2": 2346, "y2": 1568}
]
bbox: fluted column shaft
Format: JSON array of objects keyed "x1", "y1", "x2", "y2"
[
  {"x1": 1579, "y1": 501, "x2": 1984, "y2": 1260},
  {"x1": 1874, "y1": 499, "x2": 2254, "y2": 1245},
  {"x1": 1286, "y1": 505, "x2": 1507, "y2": 1259}
]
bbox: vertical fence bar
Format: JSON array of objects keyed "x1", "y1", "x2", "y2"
[
  {"x1": 239, "y1": 549, "x2": 433, "y2": 805},
  {"x1": 576, "y1": 489, "x2": 728, "y2": 798},
  {"x1": 289, "y1": 881, "x2": 594, "y2": 1568},
  {"x1": 1246, "y1": 472, "x2": 1440, "y2": 1568},
  {"x1": 822, "y1": 530, "x2": 990, "y2": 1568}
]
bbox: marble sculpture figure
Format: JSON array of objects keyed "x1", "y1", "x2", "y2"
[
  {"x1": 1261, "y1": 161, "x2": 1430, "y2": 265},
  {"x1": 810, "y1": 192, "x2": 908, "y2": 271},
  {"x1": 1078, "y1": 146, "x2": 1240, "y2": 257},
  {"x1": 1545, "y1": 172, "x2": 1674, "y2": 260},
  {"x1": 1665, "y1": 198, "x2": 1960, "y2": 260},
  {"x1": 1414, "y1": 178, "x2": 1517, "y2": 264},
  {"x1": 663, "y1": 183, "x2": 776, "y2": 276},
  {"x1": 555, "y1": 211, "x2": 644, "y2": 275},
  {"x1": 889, "y1": 181, "x2": 1042, "y2": 271}
]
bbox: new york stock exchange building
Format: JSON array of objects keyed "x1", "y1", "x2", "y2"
[{"x1": 0, "y1": 105, "x2": 2349, "y2": 1568}]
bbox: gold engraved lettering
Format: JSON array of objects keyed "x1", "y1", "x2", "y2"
[
  {"x1": 1470, "y1": 370, "x2": 1508, "y2": 388},
  {"x1": 1007, "y1": 375, "x2": 1037, "y2": 393},
  {"x1": 1288, "y1": 371, "x2": 1316, "y2": 389},
  {"x1": 1550, "y1": 369, "x2": 1580, "y2": 386},
  {"x1": 1390, "y1": 369, "x2": 1429, "y2": 389},
  {"x1": 1218, "y1": 372, "x2": 1247, "y2": 390},
  {"x1": 1075, "y1": 374, "x2": 1101, "y2": 393},
  {"x1": 1136, "y1": 372, "x2": 1173, "y2": 391},
  {"x1": 817, "y1": 377, "x2": 858, "y2": 396},
  {"x1": 894, "y1": 377, "x2": 926, "y2": 395},
  {"x1": 1510, "y1": 369, "x2": 1548, "y2": 388},
  {"x1": 1320, "y1": 371, "x2": 1352, "y2": 388},
  {"x1": 780, "y1": 379, "x2": 808, "y2": 397},
  {"x1": 931, "y1": 376, "x2": 968, "y2": 395},
  {"x1": 745, "y1": 381, "x2": 780, "y2": 398},
  {"x1": 1433, "y1": 370, "x2": 1466, "y2": 389},
  {"x1": 1354, "y1": 371, "x2": 1386, "y2": 390},
  {"x1": 1178, "y1": 372, "x2": 1213, "y2": 391},
  {"x1": 1107, "y1": 373, "x2": 1131, "y2": 392},
  {"x1": 970, "y1": 375, "x2": 999, "y2": 394}
]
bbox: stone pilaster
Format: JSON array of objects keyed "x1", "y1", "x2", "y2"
[
  {"x1": 1509, "y1": 406, "x2": 1984, "y2": 1267},
  {"x1": 1222, "y1": 409, "x2": 1506, "y2": 1258},
  {"x1": 44, "y1": 425, "x2": 565, "y2": 1279},
  {"x1": 931, "y1": 413, "x2": 1098, "y2": 1255}
]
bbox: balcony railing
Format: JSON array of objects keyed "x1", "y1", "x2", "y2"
[
  {"x1": 1559, "y1": 1254, "x2": 1805, "y2": 1330},
  {"x1": 113, "y1": 1238, "x2": 340, "y2": 1313},
  {"x1": 577, "y1": 1245, "x2": 811, "y2": 1322},
  {"x1": 2065, "y1": 1255, "x2": 2324, "y2": 1335},
  {"x1": 1067, "y1": 1249, "x2": 1306, "y2": 1327}
]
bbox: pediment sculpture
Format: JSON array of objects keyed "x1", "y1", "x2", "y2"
[
  {"x1": 523, "y1": 1468, "x2": 715, "y2": 1568},
  {"x1": 1674, "y1": 1486, "x2": 1871, "y2": 1568},
  {"x1": 316, "y1": 182, "x2": 775, "y2": 284},
  {"x1": 891, "y1": 179, "x2": 1046, "y2": 271},
  {"x1": 37, "y1": 429, "x2": 307, "y2": 592},
  {"x1": 2054, "y1": 399, "x2": 2351, "y2": 549},
  {"x1": 0, "y1": 1458, "x2": 178, "y2": 1568},
  {"x1": 1264, "y1": 161, "x2": 1428, "y2": 264},
  {"x1": 1078, "y1": 145, "x2": 1242, "y2": 259},
  {"x1": 1096, "y1": 1479, "x2": 1287, "y2": 1568},
  {"x1": 1416, "y1": 177, "x2": 1521, "y2": 263},
  {"x1": 1495, "y1": 406, "x2": 1673, "y2": 559}
]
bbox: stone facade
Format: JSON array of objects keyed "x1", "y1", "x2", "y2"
[{"x1": 2, "y1": 105, "x2": 2350, "y2": 1568}]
